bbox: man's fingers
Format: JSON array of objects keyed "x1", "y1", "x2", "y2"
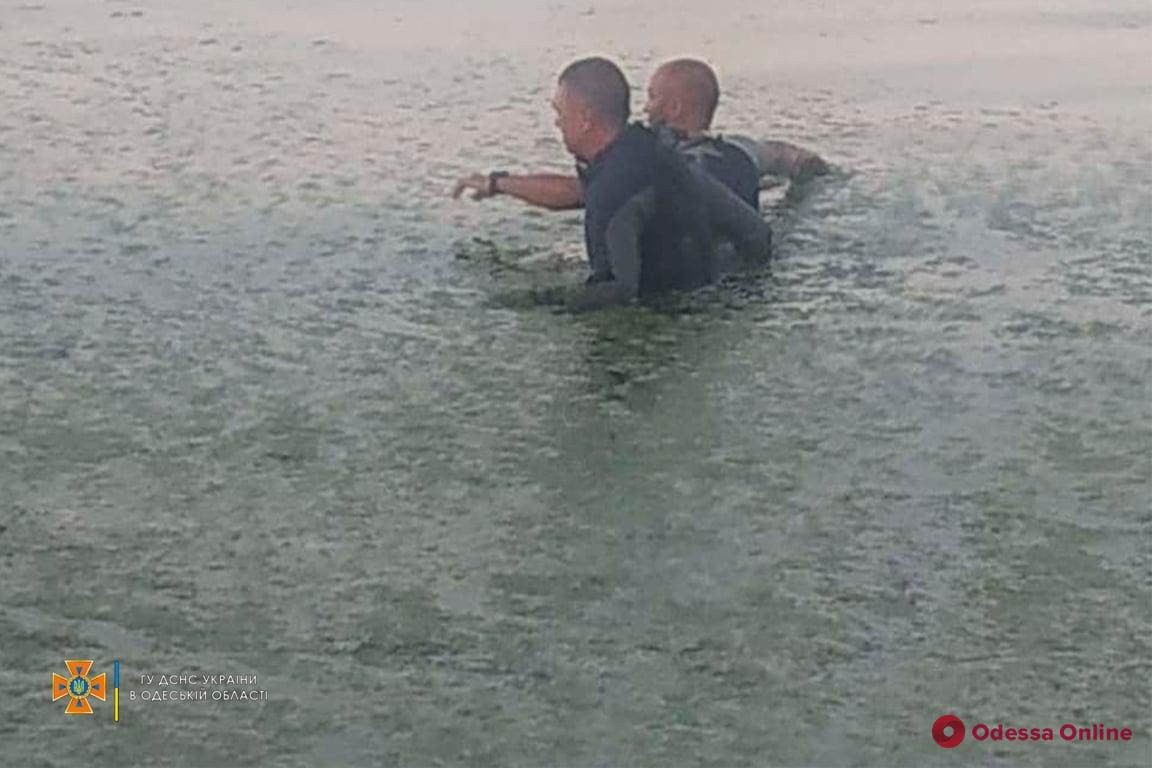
[
  {"x1": 452, "y1": 175, "x2": 491, "y2": 201},
  {"x1": 452, "y1": 175, "x2": 479, "y2": 199}
]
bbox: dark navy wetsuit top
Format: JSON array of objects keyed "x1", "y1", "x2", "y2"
[
  {"x1": 574, "y1": 124, "x2": 711, "y2": 307},
  {"x1": 569, "y1": 124, "x2": 772, "y2": 311},
  {"x1": 658, "y1": 127, "x2": 762, "y2": 211}
]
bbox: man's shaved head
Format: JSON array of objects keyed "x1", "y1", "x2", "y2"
[
  {"x1": 646, "y1": 58, "x2": 721, "y2": 133},
  {"x1": 557, "y1": 57, "x2": 630, "y2": 127}
]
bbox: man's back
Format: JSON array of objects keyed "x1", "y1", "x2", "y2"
[
  {"x1": 672, "y1": 133, "x2": 762, "y2": 211},
  {"x1": 578, "y1": 124, "x2": 714, "y2": 298}
]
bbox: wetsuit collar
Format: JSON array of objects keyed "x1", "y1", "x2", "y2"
[
  {"x1": 577, "y1": 123, "x2": 648, "y2": 181},
  {"x1": 653, "y1": 123, "x2": 712, "y2": 148}
]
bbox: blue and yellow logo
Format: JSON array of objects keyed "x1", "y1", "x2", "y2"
[
  {"x1": 52, "y1": 660, "x2": 106, "y2": 715},
  {"x1": 53, "y1": 659, "x2": 120, "y2": 720}
]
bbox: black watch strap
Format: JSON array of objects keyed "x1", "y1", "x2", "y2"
[{"x1": 488, "y1": 170, "x2": 510, "y2": 196}]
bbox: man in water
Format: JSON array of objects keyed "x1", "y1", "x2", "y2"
[
  {"x1": 643, "y1": 58, "x2": 829, "y2": 209},
  {"x1": 452, "y1": 58, "x2": 827, "y2": 211},
  {"x1": 461, "y1": 57, "x2": 771, "y2": 311}
]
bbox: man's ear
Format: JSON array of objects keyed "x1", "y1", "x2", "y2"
[{"x1": 578, "y1": 106, "x2": 594, "y2": 133}]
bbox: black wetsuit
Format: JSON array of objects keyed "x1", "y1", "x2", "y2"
[
  {"x1": 568, "y1": 124, "x2": 771, "y2": 311},
  {"x1": 576, "y1": 124, "x2": 712, "y2": 302},
  {"x1": 668, "y1": 131, "x2": 762, "y2": 211}
]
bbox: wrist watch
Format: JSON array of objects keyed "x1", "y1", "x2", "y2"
[{"x1": 488, "y1": 170, "x2": 510, "y2": 196}]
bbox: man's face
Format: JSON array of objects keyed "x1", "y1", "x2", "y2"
[
  {"x1": 643, "y1": 68, "x2": 678, "y2": 128},
  {"x1": 552, "y1": 83, "x2": 589, "y2": 158}
]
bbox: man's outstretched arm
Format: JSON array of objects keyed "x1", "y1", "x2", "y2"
[{"x1": 452, "y1": 172, "x2": 583, "y2": 210}]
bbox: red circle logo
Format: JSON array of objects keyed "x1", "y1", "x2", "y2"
[{"x1": 933, "y1": 715, "x2": 965, "y2": 748}]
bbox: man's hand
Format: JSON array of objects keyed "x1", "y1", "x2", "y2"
[
  {"x1": 452, "y1": 173, "x2": 495, "y2": 201},
  {"x1": 792, "y1": 153, "x2": 829, "y2": 184}
]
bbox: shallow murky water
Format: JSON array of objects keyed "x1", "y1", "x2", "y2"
[{"x1": 1, "y1": 1, "x2": 1149, "y2": 766}]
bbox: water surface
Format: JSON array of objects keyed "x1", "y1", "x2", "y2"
[{"x1": 1, "y1": 1, "x2": 1149, "y2": 766}]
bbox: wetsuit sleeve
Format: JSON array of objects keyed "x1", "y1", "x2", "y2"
[
  {"x1": 566, "y1": 189, "x2": 655, "y2": 311},
  {"x1": 687, "y1": 162, "x2": 772, "y2": 268},
  {"x1": 726, "y1": 134, "x2": 828, "y2": 182},
  {"x1": 724, "y1": 134, "x2": 765, "y2": 176}
]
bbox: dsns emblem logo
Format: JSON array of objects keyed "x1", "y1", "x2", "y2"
[{"x1": 52, "y1": 660, "x2": 107, "y2": 715}]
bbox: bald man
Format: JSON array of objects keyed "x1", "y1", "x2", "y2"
[
  {"x1": 644, "y1": 58, "x2": 828, "y2": 206},
  {"x1": 452, "y1": 58, "x2": 827, "y2": 212}
]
